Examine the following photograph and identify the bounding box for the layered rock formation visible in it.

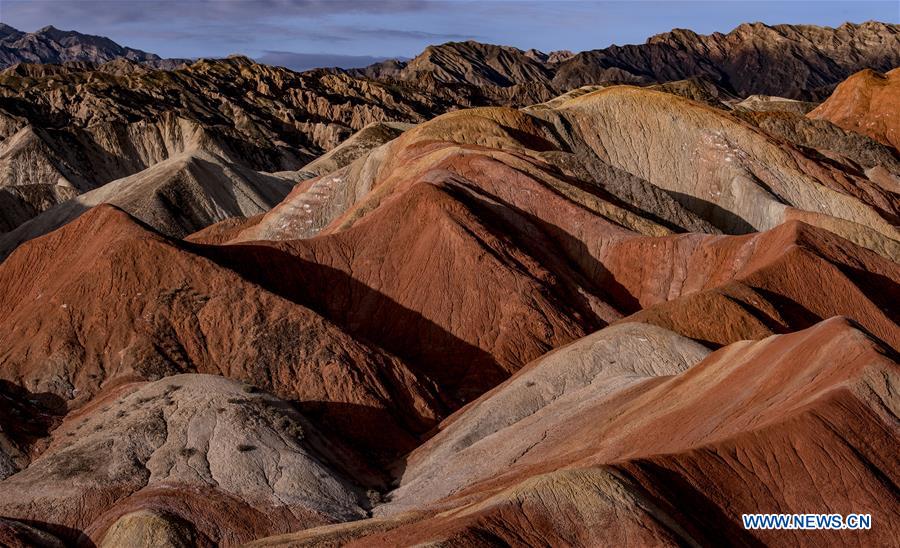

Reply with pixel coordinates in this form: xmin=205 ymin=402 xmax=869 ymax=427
xmin=734 ymin=109 xmax=900 ymax=176
xmin=0 ymin=150 xmax=293 ymax=260
xmin=0 ymin=205 xmax=444 ymax=466
xmin=251 ymin=318 xmax=899 ymax=547
xmin=229 ymin=89 xmax=898 ymax=257
xmin=3 ymin=22 xmax=896 ymax=238
xmin=0 ymin=57 xmax=460 ymax=231
xmin=734 ymin=94 xmax=818 ymax=114
xmin=0 ymin=118 xmax=415 ymax=258
xmin=0 ymin=21 xmax=897 ymax=548
xmin=0 ymin=374 xmax=373 ymax=545
xmin=359 ymin=40 xmax=556 ymax=87
xmin=296 ymin=121 xmax=412 ymax=179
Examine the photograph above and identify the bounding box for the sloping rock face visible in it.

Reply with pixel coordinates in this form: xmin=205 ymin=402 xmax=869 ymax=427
xmin=0 ymin=150 xmax=292 ymax=260
xmin=0 ymin=111 xmax=288 ymax=192
xmin=0 ymin=374 xmax=371 ymax=545
xmin=542 ymin=88 xmax=899 ymax=255
xmin=556 ymin=22 xmax=900 ymax=99
xmin=359 ymin=41 xmax=555 ymax=87
xmin=0 ymin=379 xmax=64 ymax=479
xmin=0 ymin=518 xmax=65 ymax=548
xmin=2 ymin=92 xmax=893 ymax=412
xmin=809 ymin=68 xmax=900 ymax=150
xmin=0 ymin=118 xmax=413 ymax=258
xmin=647 ymin=76 xmax=740 ymax=108
xmin=0 ymin=56 xmax=471 ymax=231
xmin=0 ymin=24 xmax=185 ymax=69
xmin=734 ymin=109 xmax=900 ymax=175
xmin=0 ymin=57 xmax=452 ymax=155
xmin=2 ymin=22 xmax=896 ymax=236
xmin=98 ymin=510 xmax=199 ymax=548
xmin=228 ymin=91 xmax=898 ymax=256
xmin=0 ymin=106 xmax=302 ymax=231
xmin=734 ymin=94 xmax=818 ymax=114
xmin=0 ymin=183 xmax=78 ymax=232
xmin=361 ymin=22 xmax=900 ymax=100
xmin=0 ymin=48 xmax=567 ymax=234
xmin=296 ymin=121 xmax=411 ymax=179
xmin=195 ymin=98 xmax=896 ymax=401
xmin=0 ymin=206 xmax=443 ymax=463
xmin=249 ymin=318 xmax=900 ymax=547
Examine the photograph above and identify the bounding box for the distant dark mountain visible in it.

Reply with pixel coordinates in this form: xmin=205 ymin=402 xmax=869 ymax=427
xmin=355 ymin=41 xmax=565 ymax=87
xmin=360 ymin=22 xmax=900 ymax=100
xmin=0 ymin=24 xmax=185 ymax=69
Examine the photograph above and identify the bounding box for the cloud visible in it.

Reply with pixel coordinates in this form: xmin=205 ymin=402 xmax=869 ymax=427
xmin=256 ymin=50 xmax=397 ymax=71
xmin=2 ymin=0 xmax=435 ymax=27
xmin=121 ymin=22 xmax=349 ymax=44
xmin=342 ymin=28 xmax=480 ymax=41
xmin=0 ymin=0 xmax=464 ymax=58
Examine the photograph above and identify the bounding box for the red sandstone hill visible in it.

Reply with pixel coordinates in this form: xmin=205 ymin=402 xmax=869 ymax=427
xmin=809 ymin=68 xmax=900 ymax=151
xmin=0 ymin=205 xmax=444 ymax=466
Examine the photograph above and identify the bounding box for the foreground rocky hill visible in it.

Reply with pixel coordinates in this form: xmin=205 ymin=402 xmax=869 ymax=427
xmin=252 ymin=317 xmax=898 ymax=547
xmin=0 ymin=60 xmax=897 ymax=545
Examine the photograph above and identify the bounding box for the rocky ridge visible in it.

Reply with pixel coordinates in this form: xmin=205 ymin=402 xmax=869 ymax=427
xmin=0 ymin=57 xmax=469 ymax=231
xmin=361 ymin=22 xmax=900 ymax=100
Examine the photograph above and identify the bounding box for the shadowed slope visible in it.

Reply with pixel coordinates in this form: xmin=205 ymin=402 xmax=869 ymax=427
xmin=206 ymin=102 xmax=900 ymax=355
xmin=203 ymin=168 xmax=899 ymax=414
xmin=0 ymin=205 xmax=443 ymax=462
xmin=1 ymin=69 xmax=898 ymax=546
xmin=0 ymin=111 xmax=295 ymax=231
xmin=734 ymin=109 xmax=900 ymax=177
xmin=227 ymin=94 xmax=899 ymax=262
xmin=359 ymin=23 xmax=900 ymax=100
xmin=249 ymin=318 xmax=900 ymax=547
xmin=0 ymin=24 xmax=183 ymax=69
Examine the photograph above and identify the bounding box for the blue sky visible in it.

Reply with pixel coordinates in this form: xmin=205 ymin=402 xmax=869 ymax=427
xmin=1 ymin=1 xmax=898 ymax=71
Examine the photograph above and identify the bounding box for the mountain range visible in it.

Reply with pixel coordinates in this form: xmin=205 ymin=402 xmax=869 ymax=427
xmin=358 ymin=21 xmax=900 ymax=99
xmin=0 ymin=19 xmax=898 ymax=547
xmin=1 ymin=21 xmax=898 ymax=239
xmin=0 ymin=23 xmax=186 ymax=69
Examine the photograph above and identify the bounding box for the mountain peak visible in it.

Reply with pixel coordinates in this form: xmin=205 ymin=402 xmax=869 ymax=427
xmin=34 ymin=24 xmax=72 ymax=39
